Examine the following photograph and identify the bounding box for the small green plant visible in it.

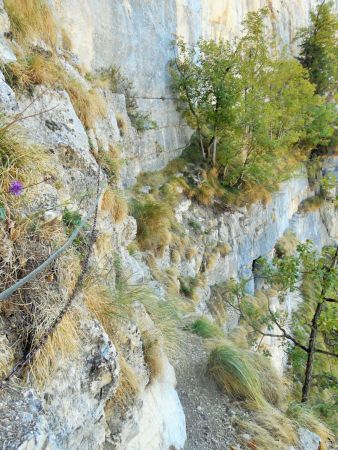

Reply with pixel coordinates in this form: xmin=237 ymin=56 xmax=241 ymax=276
xmin=191 ymin=317 xmax=222 ymax=339
xmin=62 ymin=208 xmax=82 ymax=229
xmin=188 ymin=219 xmax=202 ymax=232
xmin=320 ymin=173 xmax=336 ymax=198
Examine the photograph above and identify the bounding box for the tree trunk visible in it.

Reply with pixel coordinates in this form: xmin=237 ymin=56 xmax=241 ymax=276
xmin=302 ymin=246 xmax=338 ymax=402
xmin=212 ymin=137 xmax=217 ymax=166
xmin=301 ymin=301 xmax=323 ymax=402
xmin=198 ymin=130 xmax=206 ymax=160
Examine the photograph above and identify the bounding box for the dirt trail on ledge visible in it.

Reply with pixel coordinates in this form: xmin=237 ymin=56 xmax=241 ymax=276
xmin=174 ymin=334 xmax=239 ymax=450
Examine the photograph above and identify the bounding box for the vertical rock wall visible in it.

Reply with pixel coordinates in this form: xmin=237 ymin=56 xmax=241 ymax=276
xmin=48 ymin=0 xmax=323 ymax=181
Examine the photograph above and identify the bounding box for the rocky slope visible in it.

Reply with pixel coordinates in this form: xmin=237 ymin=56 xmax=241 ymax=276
xmin=0 ymin=1 xmax=336 ymax=450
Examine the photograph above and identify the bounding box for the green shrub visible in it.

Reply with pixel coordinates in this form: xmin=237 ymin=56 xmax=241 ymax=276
xmin=62 ymin=208 xmax=82 ymax=229
xmin=191 ymin=317 xmax=222 ymax=339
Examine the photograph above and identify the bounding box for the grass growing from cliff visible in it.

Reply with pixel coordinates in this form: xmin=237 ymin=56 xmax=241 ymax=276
xmin=191 ymin=317 xmax=222 ymax=339
xmin=4 ymin=0 xmax=57 ymax=46
xmin=2 ymin=53 xmax=107 ymax=129
xmin=101 ymin=187 xmax=128 ymax=224
xmin=275 ymin=231 xmax=298 ymax=257
xmin=0 ymin=116 xmax=47 ymax=217
xmin=131 ymin=197 xmax=174 ymax=256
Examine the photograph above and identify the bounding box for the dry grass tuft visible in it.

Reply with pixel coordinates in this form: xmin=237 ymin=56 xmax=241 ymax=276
xmin=4 ymin=0 xmax=57 ymax=46
xmin=2 ymin=54 xmax=107 ymax=129
xmin=61 ymin=29 xmax=72 ymax=51
xmin=287 ymin=403 xmax=335 ymax=450
xmin=101 ymin=188 xmax=128 ymax=224
xmin=300 ymin=195 xmax=325 ymax=212
xmin=0 ymin=118 xmax=47 ymax=211
xmin=208 ymin=343 xmax=265 ymax=407
xmin=28 ymin=309 xmax=82 ymax=387
xmin=113 ymin=356 xmax=139 ymax=408
xmin=131 ymin=197 xmax=174 ymax=256
xmin=142 ymin=330 xmax=165 ymax=380
xmin=206 ymin=252 xmax=218 ymax=271
xmin=235 ymin=414 xmax=295 ymax=450
xmin=66 ymin=83 xmax=107 ymax=129
xmin=217 ymin=243 xmax=232 ymax=257
xmin=116 ymin=114 xmax=128 ymax=136
xmin=97 ymin=145 xmax=121 ymax=185
xmin=275 ymin=231 xmax=298 ymax=257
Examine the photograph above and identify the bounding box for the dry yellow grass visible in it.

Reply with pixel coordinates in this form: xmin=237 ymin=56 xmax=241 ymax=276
xmin=206 ymin=253 xmax=218 ymax=271
xmin=217 ymin=243 xmax=232 ymax=257
xmin=28 ymin=309 xmax=82 ymax=387
xmin=4 ymin=0 xmax=57 ymax=46
xmin=101 ymin=188 xmax=128 ymax=224
xmin=275 ymin=231 xmax=298 ymax=257
xmin=116 ymin=114 xmax=128 ymax=136
xmin=97 ymin=144 xmax=121 ymax=185
xmin=65 ymin=81 xmax=107 ymax=129
xmin=287 ymin=403 xmax=335 ymax=450
xmin=2 ymin=54 xmax=107 ymax=129
xmin=132 ymin=197 xmax=173 ymax=256
xmin=112 ymin=356 xmax=139 ymax=408
xmin=300 ymin=195 xmax=325 ymax=212
xmin=142 ymin=330 xmax=165 ymax=380
xmin=186 ymin=246 xmax=198 ymax=261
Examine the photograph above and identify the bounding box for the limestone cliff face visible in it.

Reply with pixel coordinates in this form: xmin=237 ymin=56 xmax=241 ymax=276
xmin=48 ymin=0 xmax=321 ymax=184
xmin=0 ymin=1 xmax=336 ymax=450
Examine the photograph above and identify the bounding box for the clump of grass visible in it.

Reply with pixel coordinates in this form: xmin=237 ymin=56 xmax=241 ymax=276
xmin=186 ymin=246 xmax=198 ymax=260
xmin=179 ymin=275 xmax=198 ymax=299
xmin=217 ymin=243 xmax=232 ymax=257
xmin=97 ymin=145 xmax=121 ymax=185
xmin=300 ymin=195 xmax=325 ymax=212
xmin=2 ymin=54 xmax=107 ymax=129
xmin=116 ymin=114 xmax=128 ymax=136
xmin=101 ymin=188 xmax=128 ymax=224
xmin=112 ymin=356 xmax=139 ymax=408
xmin=0 ymin=117 xmax=47 ymax=209
xmin=275 ymin=231 xmax=298 ymax=257
xmin=4 ymin=0 xmax=57 ymax=46
xmin=251 ymin=353 xmax=285 ymax=407
xmin=64 ymin=79 xmax=106 ymax=129
xmin=235 ymin=411 xmax=297 ymax=450
xmin=131 ymin=197 xmax=174 ymax=256
xmin=207 ymin=343 xmax=265 ymax=407
xmin=287 ymin=402 xmax=334 ymax=450
xmin=127 ymin=241 xmax=139 ymax=255
xmin=61 ymin=29 xmax=72 ymax=52
xmin=206 ymin=252 xmax=218 ymax=271
xmin=28 ymin=309 xmax=82 ymax=387
xmin=191 ymin=317 xmax=223 ymax=339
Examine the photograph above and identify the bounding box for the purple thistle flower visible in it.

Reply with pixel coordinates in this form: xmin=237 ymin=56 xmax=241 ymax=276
xmin=9 ymin=180 xmax=24 ymax=196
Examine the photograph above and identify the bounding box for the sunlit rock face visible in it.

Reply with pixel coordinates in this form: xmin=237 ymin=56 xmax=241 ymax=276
xmin=48 ymin=0 xmax=320 ymax=181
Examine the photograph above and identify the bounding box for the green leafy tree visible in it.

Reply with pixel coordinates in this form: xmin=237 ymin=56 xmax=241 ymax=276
xmin=297 ymin=0 xmax=338 ymax=95
xmin=170 ymin=9 xmax=334 ymax=194
xmin=224 ymin=242 xmax=338 ymax=404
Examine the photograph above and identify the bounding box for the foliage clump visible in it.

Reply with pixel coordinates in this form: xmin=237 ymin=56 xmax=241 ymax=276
xmin=297 ymin=1 xmax=338 ymax=95
xmin=191 ymin=317 xmax=222 ymax=339
xmin=170 ymin=8 xmax=336 ymax=202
